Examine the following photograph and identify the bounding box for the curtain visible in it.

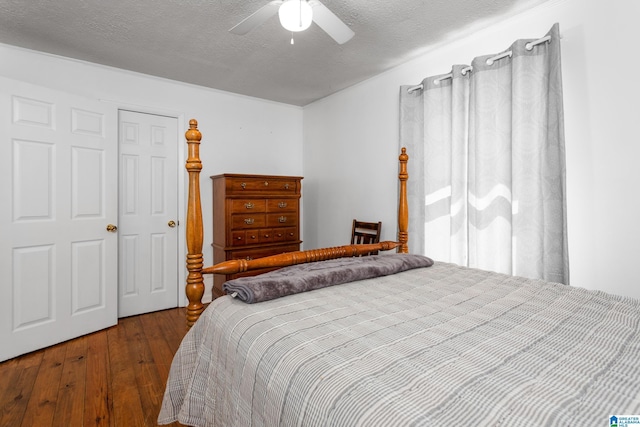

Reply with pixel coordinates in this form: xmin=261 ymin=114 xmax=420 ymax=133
xmin=399 ymin=24 xmax=569 ymax=284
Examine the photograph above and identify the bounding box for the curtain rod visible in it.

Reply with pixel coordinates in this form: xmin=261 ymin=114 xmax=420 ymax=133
xmin=486 ymin=51 xmax=512 ymax=66
xmin=407 ymin=65 xmax=472 ymax=93
xmin=526 ymin=35 xmax=551 ymax=51
xmin=406 ymin=34 xmax=553 ymax=94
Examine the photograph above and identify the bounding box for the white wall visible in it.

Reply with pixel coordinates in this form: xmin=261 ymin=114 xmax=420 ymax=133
xmin=303 ymin=0 xmax=640 ymax=299
xmin=0 ymin=43 xmax=304 ymax=303
xmin=4 ymin=0 xmax=638 ymax=301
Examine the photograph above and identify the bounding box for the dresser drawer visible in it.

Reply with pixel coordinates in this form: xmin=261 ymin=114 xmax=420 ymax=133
xmin=231 ymin=228 xmax=280 ymax=246
xmin=230 ymin=227 xmax=297 ymax=246
xmin=232 ymin=230 xmax=260 ymax=246
xmin=230 ymin=199 xmax=266 ymax=213
xmin=227 ymin=177 xmax=299 ymax=194
xmin=247 ymin=228 xmax=277 ymax=245
xmin=227 ymin=243 xmax=301 ymax=261
xmin=267 ymin=199 xmax=297 ymax=212
xmin=231 ymin=214 xmax=266 ymax=229
xmin=283 ymin=227 xmax=298 ymax=241
xmin=266 ymin=213 xmax=297 ymax=227
xmin=272 ymin=227 xmax=297 ymax=242
xmin=258 ymin=228 xmax=276 ymax=244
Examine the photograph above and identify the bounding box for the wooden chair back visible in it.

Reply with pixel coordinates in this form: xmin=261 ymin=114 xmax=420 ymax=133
xmin=351 ymin=220 xmax=382 ymax=255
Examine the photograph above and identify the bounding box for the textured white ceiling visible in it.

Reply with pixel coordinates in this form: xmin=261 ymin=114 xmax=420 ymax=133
xmin=0 ymin=0 xmax=550 ymax=106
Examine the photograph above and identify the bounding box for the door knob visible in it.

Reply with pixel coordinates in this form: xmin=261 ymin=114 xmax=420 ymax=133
xmin=168 ymin=220 xmax=176 ymax=228
xmin=106 ymin=224 xmax=118 ymax=232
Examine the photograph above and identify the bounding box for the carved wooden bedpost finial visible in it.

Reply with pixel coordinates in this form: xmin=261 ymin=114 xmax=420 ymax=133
xmin=398 ymin=147 xmax=409 ymax=253
xmin=185 ymin=119 xmax=204 ymax=328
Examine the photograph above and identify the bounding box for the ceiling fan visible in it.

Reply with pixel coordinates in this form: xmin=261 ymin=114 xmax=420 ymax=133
xmin=229 ymin=0 xmax=355 ymax=45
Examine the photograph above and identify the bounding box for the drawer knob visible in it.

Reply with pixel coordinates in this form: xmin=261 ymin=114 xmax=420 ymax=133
xmin=244 ymin=218 xmax=255 ymax=225
xmin=241 ymin=182 xmax=246 ymax=189
xmin=278 ymin=202 xmax=287 ymax=208
xmin=278 ymin=216 xmax=287 ymax=223
xmin=236 ymin=236 xmax=242 ymax=240
xmin=244 ymin=202 xmax=254 ymax=209
xmin=284 ymin=183 xmax=290 ymax=190
xmin=264 ymin=234 xmax=270 ymax=238
xmin=250 ymin=235 xmax=257 ymax=239
xmin=264 ymin=181 xmax=269 ymax=186
xmin=246 ymin=256 xmax=253 ymax=261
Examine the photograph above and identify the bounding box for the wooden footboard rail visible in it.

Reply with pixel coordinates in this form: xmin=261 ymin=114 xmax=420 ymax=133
xmin=183 ymin=119 xmax=409 ymax=327
xmin=202 ymin=241 xmax=401 ymax=276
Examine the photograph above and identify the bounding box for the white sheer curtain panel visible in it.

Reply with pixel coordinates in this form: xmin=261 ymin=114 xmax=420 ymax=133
xmin=400 ymin=24 xmax=569 ymax=284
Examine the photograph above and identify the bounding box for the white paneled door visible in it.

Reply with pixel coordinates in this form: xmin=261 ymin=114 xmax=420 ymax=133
xmin=0 ymin=77 xmax=118 ymax=362
xmin=118 ymin=110 xmax=179 ymax=317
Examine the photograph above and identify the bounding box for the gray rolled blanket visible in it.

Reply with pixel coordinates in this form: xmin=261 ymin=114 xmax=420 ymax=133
xmin=222 ymin=253 xmax=434 ymax=303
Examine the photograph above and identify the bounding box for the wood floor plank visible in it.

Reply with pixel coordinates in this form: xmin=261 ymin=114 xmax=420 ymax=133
xmin=83 ymin=329 xmax=113 ymax=427
xmin=0 ymin=357 xmax=20 ymax=413
xmin=141 ymin=309 xmax=190 ymax=427
xmin=51 ymin=335 xmax=88 ymax=426
xmin=139 ymin=311 xmax=178 ymax=387
xmin=123 ymin=315 xmax=166 ymax=426
xmin=0 ymin=350 xmax=44 ymax=426
xmin=141 ymin=309 xmax=189 ymax=427
xmin=0 ymin=357 xmax=18 ymax=380
xmin=107 ymin=317 xmax=146 ymax=427
xmin=20 ymin=343 xmax=67 ymax=427
xmin=158 ymin=307 xmax=190 ymax=353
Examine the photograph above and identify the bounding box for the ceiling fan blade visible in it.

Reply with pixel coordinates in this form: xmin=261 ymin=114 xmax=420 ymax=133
xmin=229 ymin=1 xmax=283 ymax=35
xmin=309 ymin=0 xmax=354 ymax=44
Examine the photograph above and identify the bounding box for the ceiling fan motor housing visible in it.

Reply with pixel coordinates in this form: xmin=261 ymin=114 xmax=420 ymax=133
xmin=279 ymin=0 xmax=313 ymax=32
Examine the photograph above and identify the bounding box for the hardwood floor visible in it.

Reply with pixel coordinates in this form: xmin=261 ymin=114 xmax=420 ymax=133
xmin=0 ymin=308 xmax=189 ymax=427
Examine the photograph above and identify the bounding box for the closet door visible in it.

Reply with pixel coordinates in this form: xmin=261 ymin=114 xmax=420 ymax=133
xmin=0 ymin=77 xmax=118 ymax=362
xmin=118 ymin=110 xmax=179 ymax=317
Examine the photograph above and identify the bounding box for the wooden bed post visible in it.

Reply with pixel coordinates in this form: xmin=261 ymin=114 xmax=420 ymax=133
xmin=397 ymin=147 xmax=409 ymax=253
xmin=185 ymin=119 xmax=204 ymax=328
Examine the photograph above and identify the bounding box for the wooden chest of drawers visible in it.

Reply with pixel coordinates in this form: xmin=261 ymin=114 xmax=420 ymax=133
xmin=211 ymin=174 xmax=302 ymax=298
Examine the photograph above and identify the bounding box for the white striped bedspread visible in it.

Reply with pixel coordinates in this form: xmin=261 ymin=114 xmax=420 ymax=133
xmin=159 ymin=262 xmax=640 ymax=427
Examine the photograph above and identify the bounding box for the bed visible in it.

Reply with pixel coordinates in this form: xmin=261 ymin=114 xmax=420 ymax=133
xmin=159 ymin=120 xmax=640 ymax=426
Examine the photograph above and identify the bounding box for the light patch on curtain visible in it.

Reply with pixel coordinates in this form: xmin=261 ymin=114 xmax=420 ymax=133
xmin=424 ymin=186 xmax=451 ymax=207
xmin=468 ymin=183 xmax=512 ymax=212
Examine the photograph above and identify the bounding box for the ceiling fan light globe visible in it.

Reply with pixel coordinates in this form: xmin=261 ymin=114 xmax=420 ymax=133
xmin=278 ymin=0 xmax=313 ymax=32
